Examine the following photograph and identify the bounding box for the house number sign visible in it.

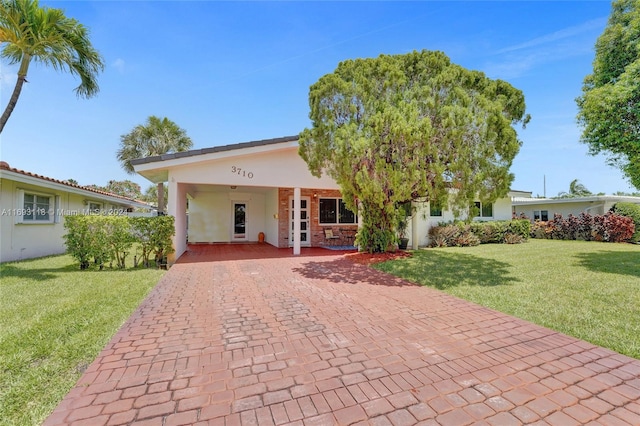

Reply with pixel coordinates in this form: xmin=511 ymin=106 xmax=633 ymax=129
xmin=231 ymin=166 xmax=254 ymax=179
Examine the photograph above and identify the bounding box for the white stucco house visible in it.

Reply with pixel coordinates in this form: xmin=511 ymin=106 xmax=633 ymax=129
xmin=512 ymin=192 xmax=640 ymax=221
xmin=0 ymin=162 xmax=154 ymax=262
xmin=131 ymin=136 xmax=516 ymax=263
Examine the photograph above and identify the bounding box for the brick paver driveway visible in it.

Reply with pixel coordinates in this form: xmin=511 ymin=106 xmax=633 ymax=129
xmin=45 ymin=244 xmax=640 ymax=425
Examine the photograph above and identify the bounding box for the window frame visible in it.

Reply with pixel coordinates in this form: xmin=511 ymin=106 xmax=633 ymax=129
xmin=16 ymin=189 xmax=58 ymax=224
xmin=87 ymin=201 xmax=103 ymax=214
xmin=318 ymin=197 xmax=358 ymax=225
xmin=474 ymin=201 xmax=494 ymax=218
xmin=429 ymin=202 xmax=443 ymax=217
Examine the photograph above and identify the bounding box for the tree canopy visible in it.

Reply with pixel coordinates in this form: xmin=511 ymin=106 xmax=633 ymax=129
xmin=555 ymin=179 xmax=593 ymax=198
xmin=117 ymin=116 xmax=193 ymax=213
xmin=577 ymin=0 xmax=640 ymax=190
xmin=0 ymin=0 xmax=104 ymax=133
xmin=299 ymin=50 xmax=529 ymax=252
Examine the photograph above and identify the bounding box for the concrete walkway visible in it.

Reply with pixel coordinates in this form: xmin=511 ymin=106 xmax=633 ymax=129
xmin=45 ymin=245 xmax=640 ymax=425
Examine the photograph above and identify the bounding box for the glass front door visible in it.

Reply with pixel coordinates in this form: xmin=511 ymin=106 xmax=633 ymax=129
xmin=289 ymin=196 xmax=310 ymax=247
xmin=232 ymin=202 xmax=247 ymax=241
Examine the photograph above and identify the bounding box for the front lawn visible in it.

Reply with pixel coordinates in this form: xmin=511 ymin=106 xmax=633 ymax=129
xmin=375 ymin=239 xmax=640 ymax=359
xmin=0 ymin=255 xmax=164 ymax=426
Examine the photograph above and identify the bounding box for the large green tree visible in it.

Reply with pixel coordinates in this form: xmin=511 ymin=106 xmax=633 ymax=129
xmin=0 ymin=0 xmax=104 ymax=133
xmin=117 ymin=116 xmax=192 ymax=214
xmin=86 ymin=180 xmax=144 ymax=200
xmin=577 ymin=0 xmax=640 ymax=189
xmin=299 ymin=50 xmax=529 ymax=252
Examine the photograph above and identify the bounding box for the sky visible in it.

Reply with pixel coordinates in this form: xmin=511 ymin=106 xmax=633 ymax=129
xmin=1 ymin=0 xmax=637 ymax=198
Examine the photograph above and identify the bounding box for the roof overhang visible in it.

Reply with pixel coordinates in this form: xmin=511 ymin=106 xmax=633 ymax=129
xmin=131 ymin=136 xmax=299 ymax=184
xmin=1 ymin=168 xmax=152 ymax=210
xmin=512 ymin=196 xmax=640 ymax=206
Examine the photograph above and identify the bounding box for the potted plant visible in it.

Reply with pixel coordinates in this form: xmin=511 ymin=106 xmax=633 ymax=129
xmin=396 ymin=202 xmax=412 ymax=250
xmin=397 ymin=216 xmax=409 ymax=249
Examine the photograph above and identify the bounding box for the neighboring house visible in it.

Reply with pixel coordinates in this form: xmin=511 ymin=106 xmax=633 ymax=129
xmin=512 ymin=193 xmax=640 ymax=221
xmin=0 ymin=162 xmax=154 ymax=262
xmin=131 ymin=136 xmax=515 ymax=262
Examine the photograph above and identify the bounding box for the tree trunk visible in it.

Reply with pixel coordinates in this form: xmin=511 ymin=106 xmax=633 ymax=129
xmin=157 ymin=182 xmax=165 ymax=214
xmin=0 ymin=56 xmax=31 ymax=134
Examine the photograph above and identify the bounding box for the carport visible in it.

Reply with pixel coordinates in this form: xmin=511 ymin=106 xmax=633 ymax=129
xmin=132 ymin=136 xmax=353 ymax=263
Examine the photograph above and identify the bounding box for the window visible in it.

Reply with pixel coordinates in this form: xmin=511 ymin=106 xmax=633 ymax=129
xmin=429 ymin=202 xmax=443 ymax=217
xmin=319 ymin=198 xmax=357 ymax=224
xmin=474 ymin=201 xmax=493 ymax=218
xmin=533 ymin=210 xmax=549 ymax=221
xmin=21 ymin=192 xmax=53 ymax=222
xmin=88 ymin=202 xmax=102 ymax=213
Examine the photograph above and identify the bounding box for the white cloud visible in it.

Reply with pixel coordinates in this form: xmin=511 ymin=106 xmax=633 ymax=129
xmin=496 ymin=17 xmax=607 ymax=55
xmin=112 ymin=58 xmax=126 ymax=74
xmin=483 ymin=17 xmax=606 ymax=79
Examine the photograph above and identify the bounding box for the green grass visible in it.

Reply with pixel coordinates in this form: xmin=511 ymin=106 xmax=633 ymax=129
xmin=0 ymin=254 xmax=164 ymax=426
xmin=375 ymin=239 xmax=640 ymax=359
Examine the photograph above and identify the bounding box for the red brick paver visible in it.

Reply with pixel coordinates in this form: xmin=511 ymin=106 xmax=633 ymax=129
xmin=45 ymin=244 xmax=640 ymax=425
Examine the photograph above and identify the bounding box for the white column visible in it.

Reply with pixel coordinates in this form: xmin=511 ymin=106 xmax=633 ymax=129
xmin=411 ymin=200 xmax=420 ymax=250
xmin=167 ymin=178 xmax=187 ymax=264
xmin=293 ymin=187 xmax=301 ymax=255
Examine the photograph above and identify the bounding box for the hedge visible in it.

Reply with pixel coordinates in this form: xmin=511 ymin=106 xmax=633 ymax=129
xmin=428 ymin=219 xmax=530 ymax=247
xmin=530 ymin=212 xmax=634 ymax=243
xmin=611 ymin=202 xmax=640 ymax=242
xmin=63 ymin=215 xmax=175 ymax=270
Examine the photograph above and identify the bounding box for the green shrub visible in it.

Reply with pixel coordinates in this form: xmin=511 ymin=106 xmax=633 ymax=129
xmin=429 ymin=219 xmax=529 ymax=247
xmin=64 ymin=215 xmax=175 ymax=270
xmin=611 ymin=202 xmax=640 ymax=242
xmin=505 ymin=219 xmax=530 ymax=240
xmin=63 ymin=216 xmax=93 ymax=269
xmin=104 ymin=216 xmax=134 ymax=268
xmin=530 ymin=212 xmax=635 ymax=243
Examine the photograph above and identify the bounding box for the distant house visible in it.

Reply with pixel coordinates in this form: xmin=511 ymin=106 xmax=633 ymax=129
xmin=0 ymin=162 xmax=153 ymax=262
xmin=511 ymin=192 xmax=640 ymax=221
xmin=132 ymin=136 xmax=516 ymax=262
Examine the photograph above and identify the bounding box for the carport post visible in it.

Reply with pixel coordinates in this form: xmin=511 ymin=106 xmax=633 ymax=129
xmin=293 ymin=187 xmax=301 ymax=255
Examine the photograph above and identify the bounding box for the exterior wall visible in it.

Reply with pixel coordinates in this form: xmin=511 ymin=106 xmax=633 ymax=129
xmin=514 ymin=201 xmax=610 ymax=220
xmin=417 ymin=197 xmax=514 ymax=247
xmin=277 ymin=188 xmax=358 ymax=248
xmin=0 ymin=178 xmax=133 ymax=262
xmin=492 ymin=197 xmax=514 ymax=221
xmin=166 ymin=148 xmax=338 ymax=190
xmin=188 ymin=190 xmax=266 ymax=243
xmin=264 ymin=189 xmax=279 ymax=246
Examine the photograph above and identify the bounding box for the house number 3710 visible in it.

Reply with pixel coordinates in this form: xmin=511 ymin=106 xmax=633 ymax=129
xmin=231 ymin=166 xmax=254 ymax=179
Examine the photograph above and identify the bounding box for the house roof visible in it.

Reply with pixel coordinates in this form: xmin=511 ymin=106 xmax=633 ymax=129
xmin=0 ymin=161 xmax=153 ymax=209
xmin=130 ymin=135 xmax=299 ymax=166
xmin=512 ymin=195 xmax=640 ymax=205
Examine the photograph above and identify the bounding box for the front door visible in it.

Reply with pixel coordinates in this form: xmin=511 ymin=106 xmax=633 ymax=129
xmin=232 ymin=201 xmax=247 ymax=241
xmin=289 ymin=196 xmax=311 ymax=247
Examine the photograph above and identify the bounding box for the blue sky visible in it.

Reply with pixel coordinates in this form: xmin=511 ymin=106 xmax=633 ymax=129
xmin=1 ymin=0 xmax=636 ymax=197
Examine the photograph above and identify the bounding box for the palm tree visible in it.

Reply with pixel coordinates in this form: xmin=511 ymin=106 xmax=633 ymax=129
xmin=0 ymin=0 xmax=104 ymax=133
xmin=557 ymin=179 xmax=593 ymax=198
xmin=117 ymin=116 xmax=193 ymax=214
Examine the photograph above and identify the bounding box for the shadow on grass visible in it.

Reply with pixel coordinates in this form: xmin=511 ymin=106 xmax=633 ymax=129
xmin=575 ymin=250 xmax=640 ymax=278
xmin=0 ymin=258 xmax=157 ymax=282
xmin=375 ymin=249 xmax=517 ymax=290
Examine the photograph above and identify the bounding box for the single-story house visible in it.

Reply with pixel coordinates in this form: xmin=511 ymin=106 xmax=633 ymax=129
xmin=0 ymin=162 xmax=154 ymax=262
xmin=132 ymin=136 xmax=516 ymax=263
xmin=512 ymin=192 xmax=640 ymax=221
